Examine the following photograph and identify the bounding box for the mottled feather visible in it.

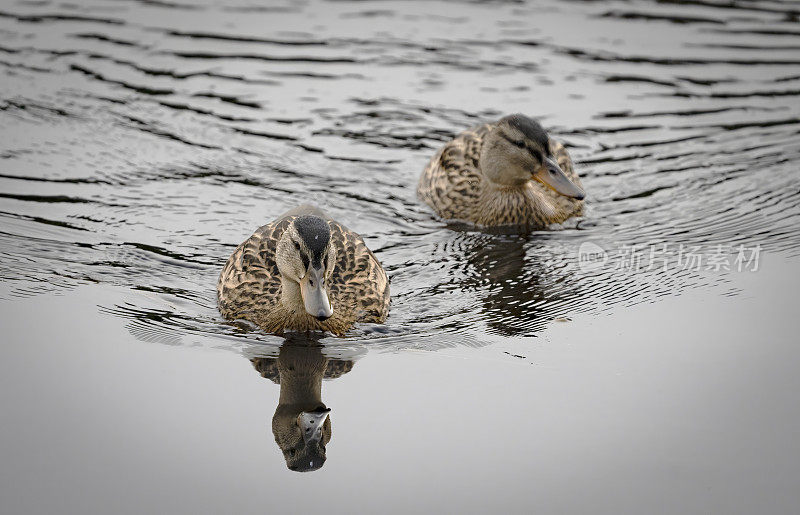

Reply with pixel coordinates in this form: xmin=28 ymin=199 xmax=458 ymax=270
xmin=217 ymin=208 xmax=389 ymax=336
xmin=417 ymin=121 xmax=584 ymax=229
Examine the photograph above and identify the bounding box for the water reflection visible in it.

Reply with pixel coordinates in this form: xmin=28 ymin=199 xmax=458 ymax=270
xmin=251 ymin=337 xmax=354 ymax=472
xmin=435 ymin=229 xmax=581 ymax=338
xmin=461 ymin=234 xmax=553 ymax=337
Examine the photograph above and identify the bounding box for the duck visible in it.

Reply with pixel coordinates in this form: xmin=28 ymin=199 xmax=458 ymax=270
xmin=217 ymin=205 xmax=389 ymax=336
xmin=417 ymin=113 xmax=586 ymax=229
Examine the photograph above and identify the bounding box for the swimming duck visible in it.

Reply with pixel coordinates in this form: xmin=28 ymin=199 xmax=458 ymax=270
xmin=217 ymin=205 xmax=389 ymax=336
xmin=417 ymin=114 xmax=585 ymax=229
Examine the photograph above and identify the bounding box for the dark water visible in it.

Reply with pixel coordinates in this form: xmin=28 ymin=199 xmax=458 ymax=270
xmin=1 ymin=0 xmax=799 ymax=512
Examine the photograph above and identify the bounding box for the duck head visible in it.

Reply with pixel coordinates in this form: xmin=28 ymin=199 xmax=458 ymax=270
xmin=273 ymin=404 xmax=332 ymax=472
xmin=479 ymin=114 xmax=585 ymax=200
xmin=276 ymin=215 xmax=337 ymax=320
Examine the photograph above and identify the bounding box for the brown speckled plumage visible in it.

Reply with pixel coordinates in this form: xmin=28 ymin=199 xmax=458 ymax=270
xmin=217 ymin=207 xmax=389 ymax=336
xmin=418 ymin=121 xmax=584 ymax=229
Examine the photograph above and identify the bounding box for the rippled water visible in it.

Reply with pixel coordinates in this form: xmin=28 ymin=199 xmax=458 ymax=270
xmin=1 ymin=0 xmax=799 ymax=350
xmin=2 ymin=0 xmax=800 ymax=510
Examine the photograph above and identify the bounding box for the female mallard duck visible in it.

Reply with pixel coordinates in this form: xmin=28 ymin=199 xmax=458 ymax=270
xmin=418 ymin=113 xmax=586 ymax=229
xmin=217 ymin=205 xmax=389 ymax=336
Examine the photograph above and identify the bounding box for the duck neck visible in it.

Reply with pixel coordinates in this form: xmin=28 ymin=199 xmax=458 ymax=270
xmin=277 ymin=349 xmax=327 ymax=407
xmin=477 ymin=180 xmax=556 ymax=226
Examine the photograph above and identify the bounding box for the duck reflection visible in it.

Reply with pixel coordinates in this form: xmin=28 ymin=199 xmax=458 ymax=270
xmin=450 ymin=229 xmax=571 ymax=337
xmin=251 ymin=338 xmax=354 ymax=472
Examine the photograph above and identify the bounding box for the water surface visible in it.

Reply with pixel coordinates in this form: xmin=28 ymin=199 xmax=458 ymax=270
xmin=0 ymin=0 xmax=799 ymax=512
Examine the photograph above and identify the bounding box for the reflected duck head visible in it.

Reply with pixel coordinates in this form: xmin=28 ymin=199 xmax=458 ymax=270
xmin=273 ymin=404 xmax=332 ymax=472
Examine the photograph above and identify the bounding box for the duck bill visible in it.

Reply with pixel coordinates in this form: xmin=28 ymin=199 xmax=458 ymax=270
xmin=299 ymin=408 xmax=331 ymax=444
xmin=533 ymin=158 xmax=585 ymax=200
xmin=300 ymin=267 xmax=333 ymax=320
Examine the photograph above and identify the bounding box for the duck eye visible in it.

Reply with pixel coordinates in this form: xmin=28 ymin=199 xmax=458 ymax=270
xmin=293 ymin=241 xmax=301 ymax=251
xmin=512 ymin=139 xmax=525 ymax=149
